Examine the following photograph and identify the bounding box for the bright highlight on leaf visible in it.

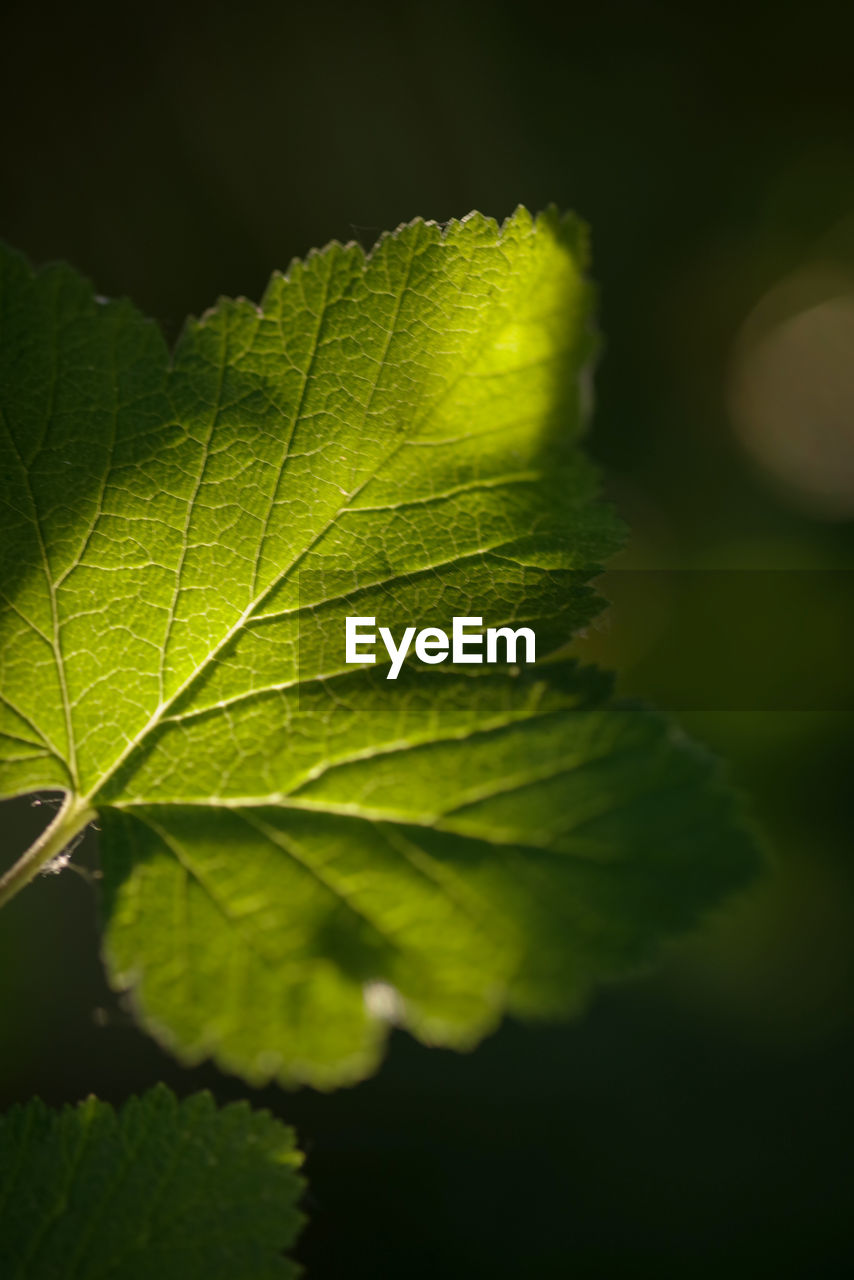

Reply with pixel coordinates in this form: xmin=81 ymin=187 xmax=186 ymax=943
xmin=0 ymin=209 xmax=758 ymax=1088
xmin=0 ymin=1085 xmax=304 ymax=1279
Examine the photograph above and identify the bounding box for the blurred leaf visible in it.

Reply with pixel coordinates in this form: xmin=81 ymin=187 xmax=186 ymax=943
xmin=0 ymin=210 xmax=758 ymax=1087
xmin=0 ymin=1085 xmax=304 ymax=1279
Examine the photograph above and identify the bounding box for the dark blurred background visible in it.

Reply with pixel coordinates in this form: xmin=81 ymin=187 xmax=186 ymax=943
xmin=2 ymin=1 xmax=854 ymax=1275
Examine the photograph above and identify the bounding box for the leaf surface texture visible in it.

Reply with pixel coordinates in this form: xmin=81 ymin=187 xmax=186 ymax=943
xmin=0 ymin=1086 xmax=303 ymax=1278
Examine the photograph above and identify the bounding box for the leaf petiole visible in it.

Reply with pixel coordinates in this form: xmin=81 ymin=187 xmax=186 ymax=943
xmin=0 ymin=793 xmax=96 ymax=910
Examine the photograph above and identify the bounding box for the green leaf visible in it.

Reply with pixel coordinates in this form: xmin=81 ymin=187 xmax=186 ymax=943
xmin=0 ymin=209 xmax=759 ymax=1087
xmin=0 ymin=1085 xmax=304 ymax=1279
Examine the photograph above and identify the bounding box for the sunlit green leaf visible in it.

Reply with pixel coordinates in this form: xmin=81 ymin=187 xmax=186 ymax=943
xmin=0 ymin=210 xmax=758 ymax=1087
